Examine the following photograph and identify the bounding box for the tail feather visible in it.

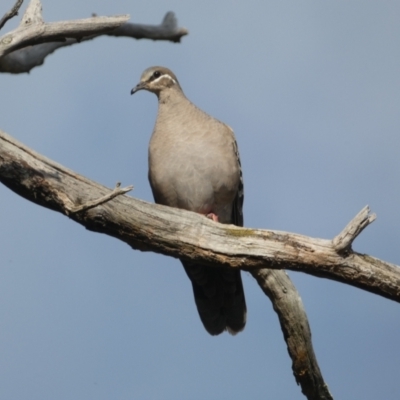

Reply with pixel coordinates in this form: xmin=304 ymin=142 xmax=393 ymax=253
xmin=182 ymin=261 xmax=246 ymax=335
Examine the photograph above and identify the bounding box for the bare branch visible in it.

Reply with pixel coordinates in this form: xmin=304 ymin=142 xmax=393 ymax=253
xmin=109 ymin=12 xmax=188 ymax=42
xmin=0 ymin=1 xmax=187 ymax=74
xmin=332 ymin=205 xmax=377 ymax=252
xmin=0 ymin=0 xmax=24 ymax=31
xmin=0 ymin=129 xmax=334 ymax=400
xmin=0 ymin=0 xmax=129 ymax=59
xmin=1 ymin=129 xmax=400 ymax=305
xmin=0 ymin=15 xmax=130 ymax=57
xmin=252 ymin=269 xmax=333 ymax=400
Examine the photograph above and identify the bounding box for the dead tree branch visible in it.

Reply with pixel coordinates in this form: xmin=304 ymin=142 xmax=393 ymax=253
xmin=0 ymin=0 xmax=188 ymax=74
xmin=1 ymin=126 xmax=399 ymax=399
xmin=0 ymin=0 xmax=129 ymax=58
xmin=252 ymin=269 xmax=333 ymax=399
xmin=0 ymin=0 xmax=24 ymax=31
xmin=0 ymin=129 xmax=337 ymax=399
xmin=108 ymin=11 xmax=188 ymax=42
xmin=2 ymin=129 xmax=398 ymax=302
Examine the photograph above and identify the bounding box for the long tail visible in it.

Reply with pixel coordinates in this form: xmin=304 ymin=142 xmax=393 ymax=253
xmin=182 ymin=261 xmax=246 ymax=335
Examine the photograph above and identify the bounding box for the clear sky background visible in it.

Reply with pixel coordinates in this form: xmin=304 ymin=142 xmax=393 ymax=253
xmin=1 ymin=1 xmax=400 ymax=399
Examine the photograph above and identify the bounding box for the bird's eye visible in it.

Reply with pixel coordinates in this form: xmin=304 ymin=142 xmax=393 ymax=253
xmin=153 ymin=71 xmax=161 ymax=79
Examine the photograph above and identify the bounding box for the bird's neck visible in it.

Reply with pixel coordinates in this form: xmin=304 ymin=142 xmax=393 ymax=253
xmin=155 ymin=89 xmax=196 ymax=133
xmin=157 ymin=86 xmax=187 ymax=106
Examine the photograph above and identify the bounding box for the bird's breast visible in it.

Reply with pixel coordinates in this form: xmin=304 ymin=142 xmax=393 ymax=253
xmin=148 ymin=127 xmax=239 ymax=221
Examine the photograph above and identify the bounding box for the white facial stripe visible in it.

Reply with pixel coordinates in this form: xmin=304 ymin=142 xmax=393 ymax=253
xmin=152 ymin=74 xmax=177 ymax=85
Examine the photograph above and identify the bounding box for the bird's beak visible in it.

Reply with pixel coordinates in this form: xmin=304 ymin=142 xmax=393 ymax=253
xmin=130 ymin=82 xmax=147 ymax=95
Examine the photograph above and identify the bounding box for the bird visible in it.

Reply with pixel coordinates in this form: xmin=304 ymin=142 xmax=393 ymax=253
xmin=131 ymin=66 xmax=246 ymax=335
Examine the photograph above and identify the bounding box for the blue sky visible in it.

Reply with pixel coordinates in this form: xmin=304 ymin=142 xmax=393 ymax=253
xmin=1 ymin=1 xmax=400 ymax=399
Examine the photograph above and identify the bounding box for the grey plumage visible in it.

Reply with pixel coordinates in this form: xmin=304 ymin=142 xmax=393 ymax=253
xmin=131 ymin=66 xmax=246 ymax=335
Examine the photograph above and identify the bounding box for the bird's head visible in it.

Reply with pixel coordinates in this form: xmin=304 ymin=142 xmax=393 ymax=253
xmin=131 ymin=66 xmax=180 ymax=95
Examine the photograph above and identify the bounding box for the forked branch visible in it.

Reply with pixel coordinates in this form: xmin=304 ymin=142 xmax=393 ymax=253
xmin=2 ymin=128 xmax=397 ymax=302
xmin=0 ymin=0 xmax=129 ymax=58
xmin=0 ymin=128 xmax=339 ymax=399
xmin=332 ymin=206 xmax=376 ymax=252
xmin=0 ymin=0 xmax=188 ymax=74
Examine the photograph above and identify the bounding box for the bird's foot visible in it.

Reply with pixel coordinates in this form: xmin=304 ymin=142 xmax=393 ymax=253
xmin=206 ymin=212 xmax=219 ymax=222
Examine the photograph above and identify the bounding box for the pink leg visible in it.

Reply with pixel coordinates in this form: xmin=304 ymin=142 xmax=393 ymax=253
xmin=206 ymin=212 xmax=219 ymax=222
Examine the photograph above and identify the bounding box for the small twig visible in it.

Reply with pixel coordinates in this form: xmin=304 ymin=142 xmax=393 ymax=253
xmin=0 ymin=0 xmax=24 ymax=31
xmin=66 ymin=182 xmax=133 ymax=214
xmin=21 ymin=0 xmax=42 ymax=25
xmin=332 ymin=205 xmax=377 ymax=252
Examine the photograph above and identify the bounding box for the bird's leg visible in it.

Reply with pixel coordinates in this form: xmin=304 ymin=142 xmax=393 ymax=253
xmin=206 ymin=212 xmax=219 ymax=222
